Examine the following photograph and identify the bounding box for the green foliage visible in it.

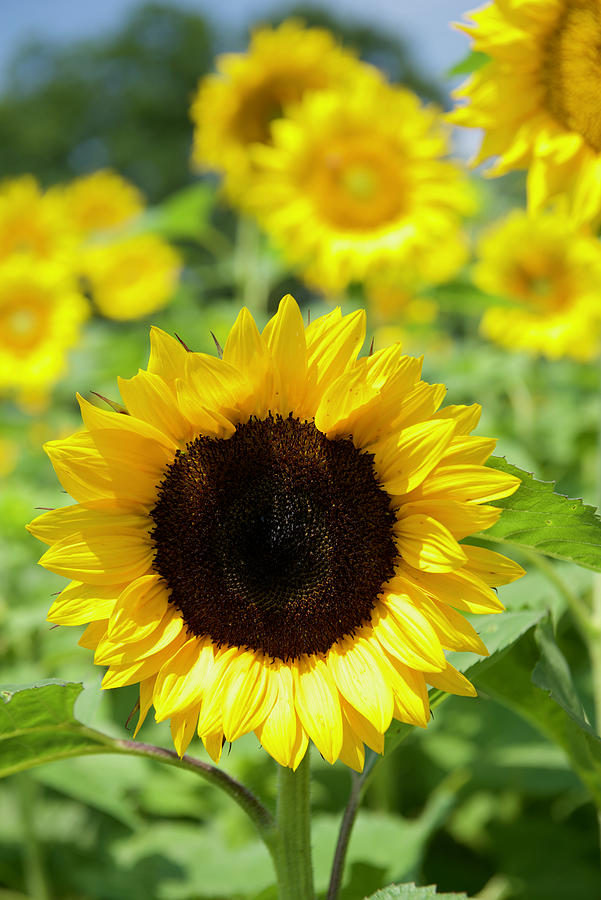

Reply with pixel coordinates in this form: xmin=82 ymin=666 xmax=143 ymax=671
xmin=447 ymin=51 xmax=489 ymax=77
xmin=477 ymin=620 xmax=601 ymax=806
xmin=0 ymin=683 xmax=115 ymax=777
xmin=366 ymin=885 xmax=469 ymax=899
xmin=481 ymin=457 xmax=601 ymax=571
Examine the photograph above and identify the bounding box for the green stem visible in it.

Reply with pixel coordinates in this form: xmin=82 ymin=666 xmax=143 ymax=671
xmin=327 ymin=771 xmax=361 ymax=900
xmin=16 ymin=774 xmax=51 ymax=900
xmin=271 ymin=749 xmax=314 ymax=900
xmin=234 ymin=216 xmax=270 ymax=318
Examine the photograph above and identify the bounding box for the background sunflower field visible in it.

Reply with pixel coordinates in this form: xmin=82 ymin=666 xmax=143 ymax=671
xmin=2 ymin=2 xmax=601 ymax=899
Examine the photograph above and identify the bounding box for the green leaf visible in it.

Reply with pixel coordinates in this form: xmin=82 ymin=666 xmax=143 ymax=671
xmin=478 ymin=456 xmax=601 ymax=571
xmin=0 ymin=682 xmax=116 ymax=777
xmin=365 ymin=883 xmax=470 ymax=899
xmin=383 ymin=609 xmax=544 ymax=760
xmin=447 ymin=50 xmax=489 ymax=77
xmin=476 ymin=620 xmax=601 ymax=806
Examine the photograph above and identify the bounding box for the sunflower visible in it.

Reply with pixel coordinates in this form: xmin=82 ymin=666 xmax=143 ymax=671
xmin=474 ymin=209 xmax=601 ymax=360
xmin=245 ymin=80 xmax=473 ymax=294
xmin=451 ymin=0 xmax=601 ymax=223
xmin=63 ymin=170 xmax=145 ymax=235
xmin=80 ymin=234 xmax=181 ymax=321
xmin=0 ymin=176 xmax=75 ymax=262
xmin=0 ymin=255 xmax=89 ymax=398
xmin=190 ymin=19 xmax=374 ymax=199
xmin=29 ymin=295 xmax=523 ymax=771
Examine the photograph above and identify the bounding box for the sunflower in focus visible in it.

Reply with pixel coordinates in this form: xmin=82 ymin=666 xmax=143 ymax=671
xmin=0 ymin=256 xmax=89 ymax=399
xmin=474 ymin=209 xmax=601 ymax=360
xmin=81 ymin=234 xmax=181 ymax=320
xmin=451 ymin=0 xmax=601 ymax=223
xmin=29 ymin=295 xmax=523 ymax=771
xmin=246 ymin=80 xmax=473 ymax=294
xmin=190 ymin=19 xmax=374 ymax=198
xmin=63 ymin=170 xmax=145 ymax=235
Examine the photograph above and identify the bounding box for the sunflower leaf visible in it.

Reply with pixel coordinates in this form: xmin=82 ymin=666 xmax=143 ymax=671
xmin=476 ymin=619 xmax=601 ymax=806
xmin=446 ymin=50 xmax=489 ymax=77
xmin=476 ymin=456 xmax=601 ymax=571
xmin=364 ymin=883 xmax=470 ymax=899
xmin=0 ymin=682 xmax=116 ymax=777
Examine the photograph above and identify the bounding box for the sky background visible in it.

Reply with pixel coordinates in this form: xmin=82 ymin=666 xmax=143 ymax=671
xmin=1 ymin=0 xmax=473 ymax=84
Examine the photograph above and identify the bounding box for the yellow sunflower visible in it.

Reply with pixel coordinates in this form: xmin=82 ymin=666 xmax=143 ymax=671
xmin=29 ymin=295 xmax=523 ymax=771
xmin=451 ymin=0 xmax=601 ymax=223
xmin=474 ymin=209 xmax=601 ymax=360
xmin=0 ymin=176 xmax=75 ymax=262
xmin=190 ymin=19 xmax=374 ymax=199
xmin=245 ymin=80 xmax=473 ymax=294
xmin=62 ymin=170 xmax=145 ymax=235
xmin=0 ymin=255 xmax=89 ymax=398
xmin=80 ymin=234 xmax=181 ymax=321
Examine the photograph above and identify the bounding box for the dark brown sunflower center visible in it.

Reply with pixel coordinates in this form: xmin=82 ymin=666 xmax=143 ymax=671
xmin=150 ymin=414 xmax=397 ymax=661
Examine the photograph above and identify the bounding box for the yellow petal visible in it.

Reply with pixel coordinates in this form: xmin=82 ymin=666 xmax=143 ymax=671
xmin=38 ymin=530 xmax=153 ymax=585
xmin=371 ymin=601 xmax=445 ymax=672
xmin=398 ymin=500 xmax=501 ymax=540
xmin=196 ymin=646 xmax=241 ymax=736
xmin=302 ymin=308 xmax=366 ymax=415
xmin=341 ymin=698 xmax=385 ymax=754
xmin=118 ymin=370 xmax=192 ymax=443
xmin=388 ymin=661 xmax=430 ymax=728
xmin=48 ymin=580 xmax=123 ymax=625
xmin=411 ymin=464 xmax=521 ymax=503
xmin=314 ymin=367 xmax=378 ymax=437
xmin=400 ymin=566 xmax=504 ymax=614
xmin=154 ymin=635 xmax=215 ymax=721
xmin=262 ymin=294 xmax=307 ymax=414
xmin=134 ymin=675 xmax=157 ymax=738
xmin=375 ymin=419 xmax=455 ymax=495
xmin=28 ymin=500 xmax=148 ymax=546
xmin=254 ymin=665 xmax=301 ymax=768
xmin=78 ymin=393 xmax=176 ymax=453
xmin=202 ymin=730 xmax=225 ymax=764
xmin=107 ymin=574 xmax=170 ymax=643
xmin=293 ymin=656 xmax=343 ymax=764
xmin=102 ymin=633 xmax=186 ymax=689
xmin=147 ymin=326 xmax=189 ymax=383
xmin=442 ymin=435 xmax=497 ymax=466
xmin=425 ymin=663 xmax=477 ymax=698
xmin=462 ymin=544 xmax=526 ymax=586
xmin=95 ymin=606 xmax=183 ymax=665
xmin=221 ymin=653 xmax=277 ymax=742
xmin=394 ymin=514 xmax=468 ymax=573
xmin=44 ymin=431 xmax=113 ymax=503
xmin=382 ymin=590 xmax=447 ymax=671
xmin=222 ymin=306 xmax=274 ymax=418
xmin=174 ymin=379 xmax=236 ymax=439
xmin=432 ymin=403 xmax=481 ymax=435
xmin=170 ymin=704 xmax=201 ymax=756
xmin=411 ymin=594 xmax=489 ymax=655
xmin=338 ymin=712 xmax=366 ymax=773
xmin=327 ymin=636 xmax=393 ymax=733
xmin=79 ymin=619 xmax=108 ymax=649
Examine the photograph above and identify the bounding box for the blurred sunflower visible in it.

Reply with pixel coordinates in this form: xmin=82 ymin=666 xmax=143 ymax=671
xmin=81 ymin=234 xmax=181 ymax=320
xmin=451 ymin=0 xmax=601 ymax=223
xmin=190 ymin=19 xmax=374 ymax=198
xmin=63 ymin=170 xmax=145 ymax=235
xmin=0 ymin=176 xmax=75 ymax=262
xmin=0 ymin=256 xmax=89 ymax=399
xmin=246 ymin=80 xmax=472 ymax=294
xmin=29 ymin=295 xmax=522 ymax=771
xmin=474 ymin=209 xmax=601 ymax=360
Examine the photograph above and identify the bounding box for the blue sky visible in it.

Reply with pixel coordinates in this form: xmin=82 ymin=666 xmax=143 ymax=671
xmin=1 ymin=0 xmax=472 ymax=83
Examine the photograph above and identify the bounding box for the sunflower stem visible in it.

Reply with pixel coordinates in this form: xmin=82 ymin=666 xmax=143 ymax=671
xmin=272 ymin=748 xmax=314 ymax=900
xmin=327 ymin=770 xmax=361 ymax=900
xmin=16 ymin=773 xmax=51 ymax=900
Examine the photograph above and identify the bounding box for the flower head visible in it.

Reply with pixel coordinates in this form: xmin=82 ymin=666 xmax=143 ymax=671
xmin=81 ymin=234 xmax=181 ymax=321
xmin=0 ymin=176 xmax=75 ymax=262
xmin=246 ymin=80 xmax=472 ymax=294
xmin=190 ymin=20 xmax=372 ymax=198
xmin=474 ymin=209 xmax=601 ymax=360
xmin=63 ymin=170 xmax=145 ymax=235
xmin=29 ymin=295 xmax=523 ymax=770
xmin=0 ymin=256 xmax=89 ymax=399
xmin=451 ymin=0 xmax=601 ymax=223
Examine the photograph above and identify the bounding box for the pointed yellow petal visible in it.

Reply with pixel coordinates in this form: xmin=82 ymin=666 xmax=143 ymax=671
xmin=107 ymin=574 xmax=169 ymax=643
xmin=147 ymin=326 xmax=189 ymax=383
xmin=432 ymin=404 xmax=481 ymax=434
xmin=382 ymin=590 xmax=447 ymax=671
xmin=338 ymin=712 xmax=366 ymax=773
xmin=442 ymin=435 xmax=497 ymax=466
xmin=394 ymin=514 xmax=468 ymax=573
xmin=302 ymin=308 xmax=366 ymax=415
xmin=221 ymin=653 xmax=277 ymax=742
xmin=101 ymin=633 xmax=186 ymax=689
xmin=134 ymin=676 xmax=157 ymax=738
xmin=371 ymin=601 xmax=445 ymax=672
xmin=400 ymin=566 xmax=505 ymax=614
xmin=170 ymin=704 xmax=201 ymax=756
xmin=196 ymin=646 xmax=240 ymax=736
xmin=154 ymin=635 xmax=215 ymax=720
xmin=314 ymin=367 xmax=378 ymax=437
xmin=79 ymin=619 xmax=108 ymax=649
xmin=262 ymin=294 xmax=307 ymax=414
xmin=375 ymin=419 xmax=455 ymax=495
xmin=28 ymin=500 xmax=148 ymax=546
xmin=293 ymin=656 xmax=343 ymax=764
xmin=38 ymin=530 xmax=153 ymax=585
xmin=254 ymin=666 xmax=301 ymax=768
xmin=412 ymin=464 xmax=520 ymax=503
xmin=44 ymin=431 xmax=113 ymax=503
xmin=462 ymin=544 xmax=526 ymax=585
xmin=341 ymin=698 xmax=385 ymax=754
xmin=48 ymin=580 xmax=124 ymax=625
xmin=118 ymin=370 xmax=191 ymax=443
xmin=399 ymin=500 xmax=501 ymax=540
xmin=78 ymin=393 xmax=176 ymax=452
xmin=412 ymin=594 xmax=489 ymax=655
xmin=327 ymin=637 xmax=393 ymax=733
xmin=222 ymin=306 xmax=274 ymax=418
xmin=425 ymin=663 xmax=477 ymax=698
xmin=202 ymin=730 xmax=225 ymax=763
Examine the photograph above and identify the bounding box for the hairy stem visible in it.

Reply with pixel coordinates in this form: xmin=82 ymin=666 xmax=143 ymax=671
xmin=271 ymin=749 xmax=314 ymax=900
